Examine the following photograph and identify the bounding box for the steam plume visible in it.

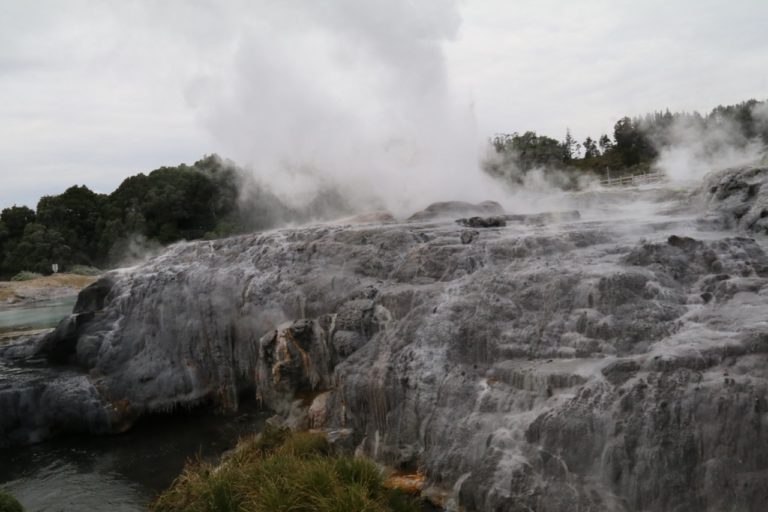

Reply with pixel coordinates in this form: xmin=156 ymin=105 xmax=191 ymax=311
xmin=654 ymin=104 xmax=767 ymax=182
xmin=186 ymin=0 xmax=503 ymax=217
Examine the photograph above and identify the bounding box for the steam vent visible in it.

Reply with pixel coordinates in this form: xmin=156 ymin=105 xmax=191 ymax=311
xmin=4 ymin=166 xmax=768 ymax=511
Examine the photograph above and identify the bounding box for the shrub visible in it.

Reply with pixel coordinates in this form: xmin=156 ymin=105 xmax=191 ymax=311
xmin=9 ymin=271 xmax=42 ymax=282
xmin=277 ymin=430 xmax=331 ymax=457
xmin=151 ymin=429 xmax=420 ymax=512
xmin=0 ymin=490 xmax=23 ymax=512
xmin=66 ymin=265 xmax=102 ymax=276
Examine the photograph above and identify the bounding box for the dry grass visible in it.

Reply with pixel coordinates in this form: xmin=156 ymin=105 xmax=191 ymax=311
xmin=0 ymin=273 xmax=98 ymax=303
xmin=383 ymin=473 xmax=425 ymax=495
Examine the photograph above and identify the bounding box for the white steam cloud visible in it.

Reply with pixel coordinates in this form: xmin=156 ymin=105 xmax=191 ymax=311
xmin=655 ymin=105 xmax=767 ymax=183
xmin=185 ymin=0 xmax=504 ymax=217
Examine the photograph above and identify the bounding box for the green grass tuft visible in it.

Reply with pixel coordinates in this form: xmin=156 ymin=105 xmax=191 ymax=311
xmin=278 ymin=430 xmax=332 ymax=457
xmin=151 ymin=429 xmax=420 ymax=512
xmin=0 ymin=490 xmax=24 ymax=512
xmin=66 ymin=265 xmax=102 ymax=276
xmin=9 ymin=271 xmax=43 ymax=282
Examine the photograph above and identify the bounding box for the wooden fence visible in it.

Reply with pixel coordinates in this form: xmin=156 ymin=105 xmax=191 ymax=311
xmin=599 ymin=171 xmax=665 ymax=188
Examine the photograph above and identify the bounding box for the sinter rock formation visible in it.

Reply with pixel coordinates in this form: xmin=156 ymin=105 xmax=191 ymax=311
xmin=3 ymin=167 xmax=768 ymax=511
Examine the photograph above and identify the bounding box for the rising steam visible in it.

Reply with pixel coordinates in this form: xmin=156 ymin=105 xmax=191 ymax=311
xmin=654 ymin=103 xmax=768 ymax=182
xmin=167 ymin=2 xmax=768 ymax=221
xmin=185 ymin=0 xmax=504 ymax=217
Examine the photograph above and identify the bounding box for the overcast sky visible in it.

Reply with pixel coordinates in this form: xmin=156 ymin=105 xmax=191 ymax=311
xmin=1 ymin=0 xmax=767 ymax=210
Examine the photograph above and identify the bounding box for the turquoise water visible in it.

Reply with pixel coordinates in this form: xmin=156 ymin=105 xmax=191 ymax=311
xmin=0 ymin=297 xmax=76 ymax=334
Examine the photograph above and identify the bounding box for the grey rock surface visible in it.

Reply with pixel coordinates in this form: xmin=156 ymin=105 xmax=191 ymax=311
xmin=698 ymin=166 xmax=768 ymax=234
xmin=407 ymin=200 xmax=504 ymax=221
xmin=3 ymin=167 xmax=768 ymax=511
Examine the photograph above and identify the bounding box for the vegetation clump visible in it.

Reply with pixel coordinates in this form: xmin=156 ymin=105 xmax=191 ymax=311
xmin=9 ymin=271 xmax=43 ymax=282
xmin=66 ymin=265 xmax=102 ymax=276
xmin=151 ymin=426 xmax=420 ymax=512
xmin=0 ymin=490 xmax=24 ymax=512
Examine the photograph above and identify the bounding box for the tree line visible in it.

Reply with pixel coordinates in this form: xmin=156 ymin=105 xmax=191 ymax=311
xmin=0 ymin=156 xmax=274 ymax=279
xmin=0 ymin=154 xmax=356 ymax=279
xmin=484 ymin=98 xmax=768 ymax=185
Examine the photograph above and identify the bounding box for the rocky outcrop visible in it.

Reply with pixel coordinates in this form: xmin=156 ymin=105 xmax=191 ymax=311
xmin=3 ymin=167 xmax=768 ymax=511
xmin=697 ymin=165 xmax=768 ymax=234
xmin=407 ymin=200 xmax=504 ymax=222
xmin=504 ymin=210 xmax=582 ymax=225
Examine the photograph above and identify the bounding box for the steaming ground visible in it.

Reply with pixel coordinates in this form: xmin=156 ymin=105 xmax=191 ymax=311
xmin=4 ymin=166 xmax=768 ymax=511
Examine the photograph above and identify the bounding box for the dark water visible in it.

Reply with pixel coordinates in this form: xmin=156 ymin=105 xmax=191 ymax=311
xmin=0 ymin=405 xmax=270 ymax=512
xmin=0 ymin=297 xmax=76 ymax=334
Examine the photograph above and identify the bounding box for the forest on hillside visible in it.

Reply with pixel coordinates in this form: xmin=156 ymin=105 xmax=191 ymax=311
xmin=1 ymin=99 xmax=766 ymax=279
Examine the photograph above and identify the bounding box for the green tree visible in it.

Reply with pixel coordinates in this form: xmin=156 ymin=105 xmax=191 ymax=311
xmin=0 ymin=206 xmax=36 ymax=239
xmin=2 ymin=223 xmax=71 ymax=275
xmin=36 ymin=185 xmax=107 ymax=264
xmin=562 ymin=129 xmax=581 ymax=162
xmin=583 ymin=136 xmax=600 ymax=159
xmin=0 ymin=206 xmax=38 ymax=277
xmin=613 ymin=117 xmax=656 ymax=166
xmin=488 ymin=131 xmax=567 ymax=175
xmin=598 ymin=134 xmax=613 ymax=152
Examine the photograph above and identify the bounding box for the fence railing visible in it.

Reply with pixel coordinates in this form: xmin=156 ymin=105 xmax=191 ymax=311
xmin=599 ymin=171 xmax=665 ymax=188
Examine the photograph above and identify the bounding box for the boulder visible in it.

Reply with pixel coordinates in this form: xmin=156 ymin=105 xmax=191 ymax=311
xmin=407 ymin=200 xmax=504 ymax=222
